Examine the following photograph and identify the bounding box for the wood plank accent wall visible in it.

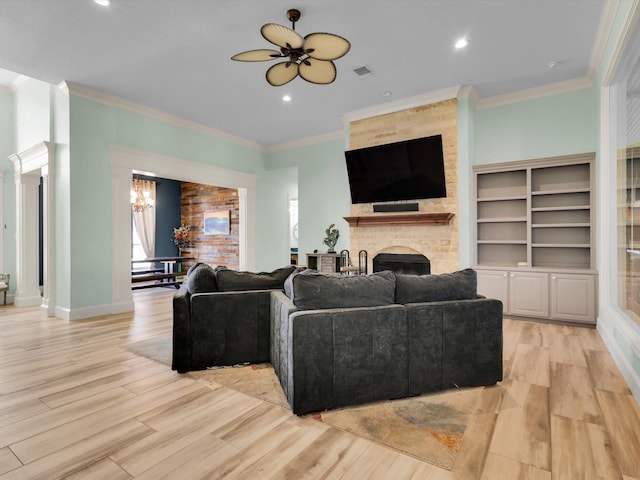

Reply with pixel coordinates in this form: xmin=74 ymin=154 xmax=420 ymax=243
xmin=348 ymin=99 xmax=459 ymax=274
xmin=180 ymin=182 xmax=239 ymax=270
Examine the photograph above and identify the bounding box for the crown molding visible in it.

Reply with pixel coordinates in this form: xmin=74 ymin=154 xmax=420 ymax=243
xmin=457 ymin=85 xmax=480 ymax=108
xmin=265 ymin=129 xmax=346 ymax=153
xmin=602 ymin=0 xmax=640 ymax=85
xmin=63 ymin=81 xmax=265 ymax=152
xmin=475 ymin=76 xmax=594 ymax=110
xmin=57 ymin=81 xmax=69 ymax=96
xmin=588 ymin=0 xmax=620 ymax=80
xmin=341 ymin=85 xmax=462 ymax=125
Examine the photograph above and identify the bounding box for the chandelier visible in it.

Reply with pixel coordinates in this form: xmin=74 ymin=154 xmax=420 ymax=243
xmin=131 ymin=178 xmax=154 ymax=212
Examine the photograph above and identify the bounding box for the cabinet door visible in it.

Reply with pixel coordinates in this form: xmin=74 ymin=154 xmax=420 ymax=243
xmin=319 ymin=255 xmax=337 ymax=273
xmin=477 ymin=270 xmax=508 ymax=312
xmin=509 ymin=272 xmax=549 ymax=317
xmin=550 ymin=273 xmax=596 ymax=324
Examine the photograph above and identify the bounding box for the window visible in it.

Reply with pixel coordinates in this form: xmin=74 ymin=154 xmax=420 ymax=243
xmin=617 ymin=27 xmax=640 ymax=325
xmin=131 ymin=219 xmax=148 ymax=262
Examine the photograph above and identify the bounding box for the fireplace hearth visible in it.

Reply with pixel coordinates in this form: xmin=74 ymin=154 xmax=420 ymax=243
xmin=372 ymin=253 xmax=430 ymax=275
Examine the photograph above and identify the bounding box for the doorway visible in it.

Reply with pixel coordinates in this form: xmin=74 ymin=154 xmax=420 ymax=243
xmin=110 ymin=145 xmax=257 ymax=314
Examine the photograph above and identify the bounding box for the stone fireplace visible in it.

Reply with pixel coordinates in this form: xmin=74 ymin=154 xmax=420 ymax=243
xmin=345 ymin=98 xmax=460 ymax=275
xmin=373 ymin=253 xmax=430 ymax=275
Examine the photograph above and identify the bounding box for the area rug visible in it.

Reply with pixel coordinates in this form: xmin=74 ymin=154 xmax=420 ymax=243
xmin=122 ymin=336 xmax=482 ymax=470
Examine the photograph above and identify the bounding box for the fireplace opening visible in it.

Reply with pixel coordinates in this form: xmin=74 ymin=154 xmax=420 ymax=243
xmin=372 ymin=253 xmax=430 ymax=275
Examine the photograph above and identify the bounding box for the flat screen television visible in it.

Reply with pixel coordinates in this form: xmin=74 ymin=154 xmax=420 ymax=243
xmin=344 ymin=134 xmax=447 ymax=204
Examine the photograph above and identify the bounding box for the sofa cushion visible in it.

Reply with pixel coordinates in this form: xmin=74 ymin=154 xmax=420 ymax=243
xmin=395 ymin=268 xmax=477 ymax=304
xmin=284 ymin=268 xmax=315 ymax=299
xmin=186 ymin=263 xmax=218 ymax=294
xmin=286 ymin=270 xmax=396 ymax=310
xmin=216 ymin=265 xmax=296 ymax=292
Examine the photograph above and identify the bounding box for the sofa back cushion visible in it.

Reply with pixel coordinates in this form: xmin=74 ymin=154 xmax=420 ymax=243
xmin=285 ymin=270 xmax=396 ymax=310
xmin=395 ymin=268 xmax=477 ymax=304
xmin=185 ymin=263 xmax=218 ymax=294
xmin=216 ymin=265 xmax=296 ymax=292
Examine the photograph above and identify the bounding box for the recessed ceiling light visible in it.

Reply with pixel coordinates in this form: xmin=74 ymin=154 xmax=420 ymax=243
xmin=94 ymin=0 xmax=110 ymax=5
xmin=282 ymin=95 xmax=291 ymax=102
xmin=380 ymin=91 xmax=392 ymax=97
xmin=454 ymin=38 xmax=468 ymax=49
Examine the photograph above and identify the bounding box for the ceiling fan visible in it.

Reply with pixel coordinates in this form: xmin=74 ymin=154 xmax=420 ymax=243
xmin=231 ymin=8 xmax=351 ymax=86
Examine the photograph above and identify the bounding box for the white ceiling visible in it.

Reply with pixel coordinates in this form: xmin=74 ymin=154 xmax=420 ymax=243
xmin=0 ymin=0 xmax=606 ymax=147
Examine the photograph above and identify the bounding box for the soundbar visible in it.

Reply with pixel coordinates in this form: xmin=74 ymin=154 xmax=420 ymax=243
xmin=373 ymin=203 xmax=419 ymax=213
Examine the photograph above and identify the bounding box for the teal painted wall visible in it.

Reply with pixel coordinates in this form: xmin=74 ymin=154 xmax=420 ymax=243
xmin=0 ymin=89 xmax=15 ymax=290
xmin=255 ymin=166 xmax=297 ymax=271
xmin=474 ymin=87 xmax=599 ymax=166
xmin=67 ymin=94 xmax=264 ymax=309
xmin=265 ymin=138 xmax=351 ymax=266
xmin=52 ymin=85 xmax=71 ymax=309
xmin=457 ymin=97 xmax=475 ymax=267
xmin=15 ymin=78 xmax=50 ymax=152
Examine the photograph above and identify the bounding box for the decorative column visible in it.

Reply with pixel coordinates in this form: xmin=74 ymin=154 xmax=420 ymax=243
xmin=9 ymin=141 xmax=56 ymax=311
xmin=13 ymin=172 xmax=41 ymax=307
xmin=40 ymin=163 xmax=55 ymax=316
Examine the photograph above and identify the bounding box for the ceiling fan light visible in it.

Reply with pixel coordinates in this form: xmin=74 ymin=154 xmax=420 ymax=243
xmin=303 ymin=33 xmax=351 ymax=61
xmin=261 ymin=23 xmax=304 ymax=49
xmin=231 ymin=49 xmax=282 ymax=62
xmin=299 ymin=59 xmax=337 ymax=84
xmin=266 ymin=61 xmax=300 ymax=86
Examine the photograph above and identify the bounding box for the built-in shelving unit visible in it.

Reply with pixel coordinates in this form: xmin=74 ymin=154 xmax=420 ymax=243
xmin=473 ymin=153 xmax=597 ymax=324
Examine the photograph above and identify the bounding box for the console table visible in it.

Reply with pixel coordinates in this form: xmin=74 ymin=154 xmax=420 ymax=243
xmin=131 ymin=256 xmax=194 ymax=290
xmin=306 ymin=253 xmax=341 ymax=273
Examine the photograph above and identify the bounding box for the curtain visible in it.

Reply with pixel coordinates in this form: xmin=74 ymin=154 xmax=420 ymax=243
xmin=132 ymin=179 xmax=156 ymax=259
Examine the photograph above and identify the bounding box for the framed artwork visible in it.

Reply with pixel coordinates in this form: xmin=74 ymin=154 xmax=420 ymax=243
xmin=204 ymin=210 xmax=230 ymax=235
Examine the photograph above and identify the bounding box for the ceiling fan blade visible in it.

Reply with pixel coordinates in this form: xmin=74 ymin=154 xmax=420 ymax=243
xmin=299 ymin=59 xmax=337 ymax=85
xmin=231 ymin=49 xmax=282 ymax=62
xmin=261 ymin=23 xmax=304 ymax=49
xmin=303 ymin=33 xmax=351 ymax=60
xmin=266 ymin=61 xmax=299 ymax=86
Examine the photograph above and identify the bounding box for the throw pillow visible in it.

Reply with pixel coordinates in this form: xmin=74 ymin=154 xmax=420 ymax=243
xmin=394 ymin=268 xmax=477 ymax=304
xmin=287 ymin=270 xmax=396 ymax=310
xmin=185 ymin=263 xmax=218 ymax=294
xmin=216 ymin=265 xmax=296 ymax=292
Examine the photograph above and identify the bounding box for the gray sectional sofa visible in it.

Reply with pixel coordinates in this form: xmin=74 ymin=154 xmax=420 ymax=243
xmin=172 ymin=264 xmax=296 ymax=373
xmin=172 ymin=265 xmax=503 ymax=415
xmin=271 ymin=269 xmax=503 ymax=414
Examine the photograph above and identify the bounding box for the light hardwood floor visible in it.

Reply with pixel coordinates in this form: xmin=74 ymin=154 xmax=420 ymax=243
xmin=0 ymin=288 xmax=639 ymax=479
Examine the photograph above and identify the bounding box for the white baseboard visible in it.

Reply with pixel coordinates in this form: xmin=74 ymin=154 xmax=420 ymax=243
xmin=597 ymin=308 xmax=640 ymax=404
xmin=55 ymin=301 xmax=134 ymax=321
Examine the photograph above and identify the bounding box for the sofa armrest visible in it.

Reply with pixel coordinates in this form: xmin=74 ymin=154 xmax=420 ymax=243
xmin=270 ymin=291 xmax=297 ymax=382
xmin=172 ymin=285 xmax=192 ymax=373
xmin=405 ymin=297 xmax=503 ymax=395
xmin=178 ymin=289 xmax=274 ymax=371
xmin=280 ymin=304 xmax=409 ymax=415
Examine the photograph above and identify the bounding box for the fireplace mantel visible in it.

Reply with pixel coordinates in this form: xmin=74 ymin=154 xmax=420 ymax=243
xmin=344 ymin=212 xmax=455 ymax=227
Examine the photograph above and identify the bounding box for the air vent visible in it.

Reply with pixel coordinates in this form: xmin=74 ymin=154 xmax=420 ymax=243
xmin=353 ymin=65 xmax=372 ymax=77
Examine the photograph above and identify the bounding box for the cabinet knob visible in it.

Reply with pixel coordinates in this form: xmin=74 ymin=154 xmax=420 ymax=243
xmin=510 ymin=273 xmax=515 ymax=278
xmin=502 ymin=273 xmax=507 ymax=277
xmin=552 ymin=276 xmax=557 ymax=280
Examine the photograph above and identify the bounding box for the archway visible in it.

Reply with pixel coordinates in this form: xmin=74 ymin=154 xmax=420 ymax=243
xmin=109 ymin=145 xmax=256 ymax=313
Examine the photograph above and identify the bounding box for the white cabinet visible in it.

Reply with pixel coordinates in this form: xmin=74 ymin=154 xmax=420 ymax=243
xmin=477 ymin=269 xmax=597 ymax=324
xmin=477 ymin=270 xmax=508 ymax=308
xmin=550 ymin=273 xmax=596 ymax=324
xmin=509 ymin=272 xmax=549 ymax=317
xmin=473 ymin=153 xmax=597 ymax=324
